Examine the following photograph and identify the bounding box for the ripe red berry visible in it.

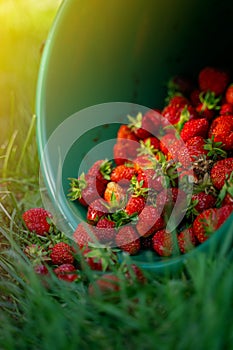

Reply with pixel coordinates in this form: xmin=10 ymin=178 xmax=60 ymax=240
xmin=50 ymin=242 xmax=75 ymax=265
xmin=152 ymin=229 xmax=175 ymax=257
xmin=225 ymin=84 xmax=233 ymax=105
xmin=22 ymin=208 xmax=52 ymax=236
xmin=54 ymin=264 xmax=79 ymax=282
xmin=178 ymin=227 xmax=197 ymax=254
xmin=198 ymin=66 xmax=229 ymax=96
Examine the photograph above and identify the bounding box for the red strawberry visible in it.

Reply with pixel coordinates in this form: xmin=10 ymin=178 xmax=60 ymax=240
xmin=193 ymin=205 xmax=233 ymax=243
xmin=54 ymin=264 xmax=79 ymax=282
xmin=185 ymin=136 xmax=209 ymax=161
xmin=125 ymin=195 xmax=146 ymax=216
xmin=117 ymin=124 xmax=139 ymax=141
xmin=50 ymin=242 xmax=75 ymax=265
xmin=152 ymin=229 xmax=176 ymax=256
xmin=136 ymin=205 xmax=165 ymax=237
xmin=191 ymin=192 xmax=216 ymax=214
xmin=73 ymin=222 xmax=95 ymax=248
xmin=110 ymin=164 xmax=136 ymax=185
xmin=208 ymin=115 xmax=233 ymax=151
xmin=88 ymin=274 xmax=121 ymax=296
xmin=34 ymin=264 xmax=49 ymax=276
xmin=210 ymin=158 xmax=233 ymax=190
xmin=87 ymin=159 xmax=112 ymax=185
xmin=124 ymin=264 xmax=147 ymax=284
xmin=180 ymin=118 xmax=209 ymax=142
xmin=22 ymin=208 xmax=52 ymax=236
xmin=225 ymin=84 xmax=233 ymax=105
xmin=86 ymin=199 xmax=108 ymax=225
xmin=198 ymin=66 xmax=229 ymax=96
xmin=95 ymin=216 xmax=116 ymax=243
xmin=162 ymin=96 xmax=189 ymax=125
xmin=68 ymin=173 xmax=105 ymax=207
xmin=178 ymin=227 xmax=196 ymax=254
xmin=115 ymin=226 xmax=140 ymax=255
xmin=220 ymin=103 xmax=233 ymax=116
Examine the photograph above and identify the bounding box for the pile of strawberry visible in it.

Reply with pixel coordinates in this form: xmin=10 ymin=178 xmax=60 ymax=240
xmin=21 ymin=207 xmax=146 ymax=288
xmin=69 ymin=66 xmax=233 ymax=257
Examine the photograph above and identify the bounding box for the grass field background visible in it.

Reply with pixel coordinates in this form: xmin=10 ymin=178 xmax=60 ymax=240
xmin=0 ymin=1 xmax=233 ymax=349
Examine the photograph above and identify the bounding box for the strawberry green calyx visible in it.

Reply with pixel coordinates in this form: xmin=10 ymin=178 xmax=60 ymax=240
xmin=216 ymin=171 xmax=233 ymax=207
xmin=137 ymin=139 xmax=158 ymax=157
xmin=199 ymin=90 xmax=221 ymax=111
xmin=111 ymin=209 xmax=138 ymax=228
xmin=129 ymin=175 xmax=149 ymax=197
xmin=127 ymin=112 xmax=143 ymax=130
xmin=164 ymin=77 xmax=184 ymax=105
xmin=68 ymin=173 xmax=87 ymax=201
xmin=83 ymin=244 xmax=119 ymax=272
xmin=193 ymin=172 xmax=217 ymax=196
xmin=174 ymin=105 xmax=190 ymax=133
xmin=99 ymin=159 xmax=113 ymax=181
xmin=203 ymin=137 xmax=227 ymax=160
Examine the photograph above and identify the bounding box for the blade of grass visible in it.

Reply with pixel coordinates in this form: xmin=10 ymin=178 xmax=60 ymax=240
xmin=15 ymin=114 xmax=36 ymax=174
xmin=2 ymin=130 xmax=18 ymax=179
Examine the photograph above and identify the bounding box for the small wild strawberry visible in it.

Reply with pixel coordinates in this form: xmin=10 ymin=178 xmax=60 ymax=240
xmin=22 ymin=208 xmax=52 ymax=236
xmin=124 ymin=264 xmax=147 ymax=284
xmin=88 ymin=274 xmax=121 ymax=296
xmin=50 ymin=242 xmax=75 ymax=265
xmin=54 ymin=264 xmax=79 ymax=282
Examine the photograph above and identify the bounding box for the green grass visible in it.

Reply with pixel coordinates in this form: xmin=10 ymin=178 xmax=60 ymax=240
xmin=0 ymin=1 xmax=233 ymax=349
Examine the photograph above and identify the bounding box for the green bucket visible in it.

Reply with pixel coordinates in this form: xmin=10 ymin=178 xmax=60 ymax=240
xmin=36 ymin=0 xmax=233 ymax=274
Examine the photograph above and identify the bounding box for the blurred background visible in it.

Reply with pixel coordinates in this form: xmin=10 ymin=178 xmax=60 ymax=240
xmin=0 ymin=0 xmax=61 ymax=147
